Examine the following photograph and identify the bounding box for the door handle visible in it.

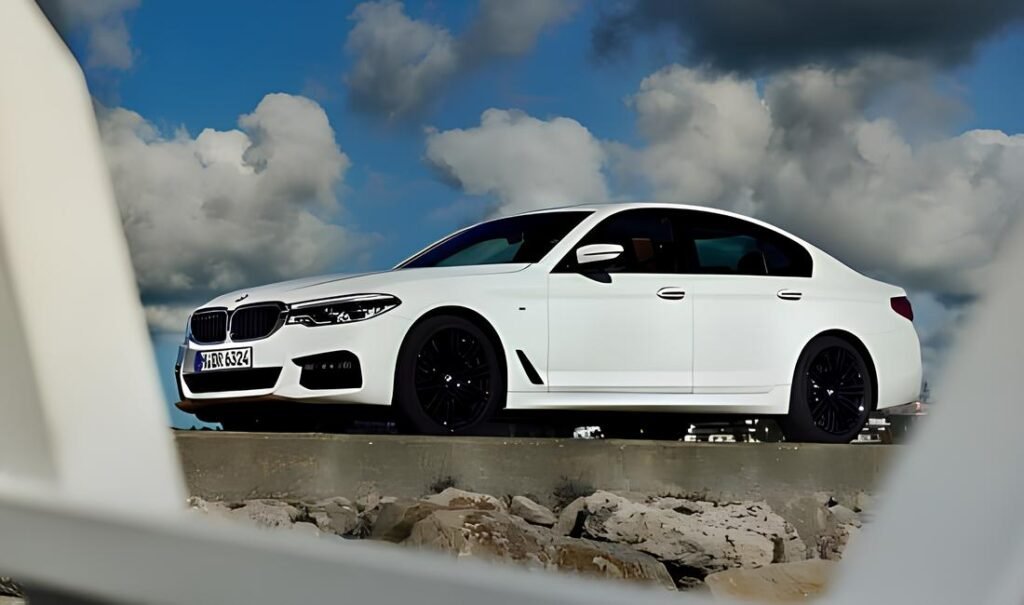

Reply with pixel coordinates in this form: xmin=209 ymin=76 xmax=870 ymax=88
xmin=657 ymin=287 xmax=687 ymax=300
xmin=777 ymin=289 xmax=803 ymax=301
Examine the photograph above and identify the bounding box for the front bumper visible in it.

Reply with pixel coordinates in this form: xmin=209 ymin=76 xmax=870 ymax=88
xmin=176 ymin=312 xmax=408 ymax=408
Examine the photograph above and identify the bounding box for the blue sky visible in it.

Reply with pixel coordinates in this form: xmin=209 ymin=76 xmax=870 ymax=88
xmin=55 ymin=0 xmax=1024 ymax=426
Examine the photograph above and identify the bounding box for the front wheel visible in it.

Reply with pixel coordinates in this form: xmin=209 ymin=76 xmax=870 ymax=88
xmin=393 ymin=315 xmax=506 ymax=434
xmin=780 ymin=336 xmax=874 ymax=444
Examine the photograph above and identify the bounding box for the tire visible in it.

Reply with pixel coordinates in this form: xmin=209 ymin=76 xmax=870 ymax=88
xmin=393 ymin=314 xmax=506 ymax=435
xmin=780 ymin=336 xmax=874 ymax=444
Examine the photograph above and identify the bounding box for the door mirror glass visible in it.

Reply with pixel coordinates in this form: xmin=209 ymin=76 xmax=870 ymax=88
xmin=575 ymin=243 xmax=623 ymax=266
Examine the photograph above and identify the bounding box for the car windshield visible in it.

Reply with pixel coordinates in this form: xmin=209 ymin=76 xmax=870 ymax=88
xmin=398 ymin=211 xmax=591 ymax=269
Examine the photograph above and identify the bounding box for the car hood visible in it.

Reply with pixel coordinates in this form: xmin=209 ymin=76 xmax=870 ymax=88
xmin=202 ymin=264 xmax=530 ymax=310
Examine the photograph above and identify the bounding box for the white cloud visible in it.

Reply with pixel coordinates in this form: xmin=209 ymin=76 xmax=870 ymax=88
xmin=98 ymin=93 xmax=360 ymax=304
xmin=620 ymin=63 xmax=1024 ymax=298
xmin=424 ymin=108 xmax=609 ymax=215
xmin=42 ymin=0 xmax=139 ymax=69
xmin=463 ymin=0 xmax=578 ymax=58
xmin=144 ymin=304 xmax=192 ymax=334
xmin=345 ymin=1 xmax=460 ymax=118
xmin=345 ymin=0 xmax=578 ymax=118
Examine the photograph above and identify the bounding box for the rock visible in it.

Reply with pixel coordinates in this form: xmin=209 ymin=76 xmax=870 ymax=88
xmin=0 ymin=578 xmax=21 ymax=597
xmin=305 ymin=497 xmax=360 ymax=536
xmin=405 ymin=508 xmax=675 ymax=590
xmin=816 ymin=503 xmax=862 ymax=560
xmin=186 ymin=496 xmax=234 ymax=519
xmin=370 ymin=499 xmax=445 ymax=542
xmin=555 ymin=491 xmax=805 ymax=586
xmin=648 ymin=496 xmax=713 ymax=515
xmin=423 ymin=487 xmax=506 ymax=511
xmin=356 ymin=488 xmax=387 ymax=512
xmin=705 ymin=559 xmax=837 ymax=602
xmin=817 ymin=520 xmax=860 ymax=560
xmin=824 ymin=504 xmax=861 ymax=527
xmin=228 ymin=500 xmax=302 ymax=529
xmin=510 ymin=495 xmax=557 ymax=527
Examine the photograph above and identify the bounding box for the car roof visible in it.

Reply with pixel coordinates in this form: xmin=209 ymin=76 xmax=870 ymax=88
xmin=515 ymin=201 xmax=746 ymax=218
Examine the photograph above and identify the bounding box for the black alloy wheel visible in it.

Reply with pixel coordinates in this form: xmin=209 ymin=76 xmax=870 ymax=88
xmin=806 ymin=346 xmax=868 ymax=435
xmin=394 ymin=315 xmax=505 ymax=434
xmin=780 ymin=335 xmax=874 ymax=443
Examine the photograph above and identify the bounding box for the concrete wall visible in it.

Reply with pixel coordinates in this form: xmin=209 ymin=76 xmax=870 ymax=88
xmin=177 ymin=432 xmax=897 ymax=545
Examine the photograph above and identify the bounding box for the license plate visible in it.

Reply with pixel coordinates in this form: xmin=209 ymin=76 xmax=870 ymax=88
xmin=194 ymin=347 xmax=252 ymax=372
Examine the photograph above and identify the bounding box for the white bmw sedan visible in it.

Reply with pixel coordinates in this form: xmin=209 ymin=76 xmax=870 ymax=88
xmin=176 ymin=203 xmax=921 ymax=443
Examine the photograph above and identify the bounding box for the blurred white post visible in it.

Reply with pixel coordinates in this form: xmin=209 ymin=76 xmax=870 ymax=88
xmin=0 ymin=0 xmax=185 ymax=510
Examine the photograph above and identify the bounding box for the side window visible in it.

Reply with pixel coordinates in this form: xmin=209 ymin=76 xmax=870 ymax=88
xmin=681 ymin=212 xmax=812 ymax=277
xmin=557 ymin=209 xmax=684 ymax=273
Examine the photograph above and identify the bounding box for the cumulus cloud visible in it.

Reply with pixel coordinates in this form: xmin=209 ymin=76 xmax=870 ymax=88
xmin=98 ymin=93 xmax=360 ymax=305
xmin=619 ymin=63 xmax=1024 ymax=297
xmin=345 ymin=1 xmax=460 ymax=118
xmin=424 ymin=109 xmax=609 ymax=215
xmin=463 ymin=0 xmax=580 ymax=58
xmin=593 ymin=0 xmax=1024 ymax=73
xmin=144 ymin=304 xmax=193 ymax=334
xmin=345 ymin=0 xmax=578 ymax=118
xmin=39 ymin=0 xmax=140 ymax=69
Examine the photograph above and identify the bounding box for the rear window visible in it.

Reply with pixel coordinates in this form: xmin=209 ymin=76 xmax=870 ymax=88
xmin=684 ymin=213 xmax=813 ymax=277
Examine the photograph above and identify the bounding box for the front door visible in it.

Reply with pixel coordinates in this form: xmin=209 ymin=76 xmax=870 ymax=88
xmin=547 ymin=209 xmax=693 ymax=392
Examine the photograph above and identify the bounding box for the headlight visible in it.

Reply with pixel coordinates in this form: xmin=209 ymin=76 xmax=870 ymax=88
xmin=286 ymin=294 xmax=401 ymax=327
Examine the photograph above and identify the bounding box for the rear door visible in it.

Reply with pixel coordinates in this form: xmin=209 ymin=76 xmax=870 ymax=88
xmin=678 ymin=211 xmax=814 ymax=393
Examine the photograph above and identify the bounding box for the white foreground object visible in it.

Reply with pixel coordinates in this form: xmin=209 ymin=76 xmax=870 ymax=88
xmin=0 ymin=0 xmax=183 ymax=513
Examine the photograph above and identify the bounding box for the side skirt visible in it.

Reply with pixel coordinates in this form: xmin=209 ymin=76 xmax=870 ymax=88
xmin=504 ymin=386 xmax=791 ymax=416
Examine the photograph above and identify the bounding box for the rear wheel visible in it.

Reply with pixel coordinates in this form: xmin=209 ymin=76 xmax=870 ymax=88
xmin=780 ymin=336 xmax=874 ymax=443
xmin=393 ymin=315 xmax=505 ymax=434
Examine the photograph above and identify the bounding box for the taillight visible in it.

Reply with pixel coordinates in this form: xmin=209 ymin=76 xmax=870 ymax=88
xmin=891 ymin=296 xmax=914 ymax=321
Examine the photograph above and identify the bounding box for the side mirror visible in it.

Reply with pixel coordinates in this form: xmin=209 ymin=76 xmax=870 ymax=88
xmin=575 ymin=243 xmax=623 ymax=266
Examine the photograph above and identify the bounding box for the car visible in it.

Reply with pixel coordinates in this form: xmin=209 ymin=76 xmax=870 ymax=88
xmin=175 ymin=202 xmax=922 ymax=443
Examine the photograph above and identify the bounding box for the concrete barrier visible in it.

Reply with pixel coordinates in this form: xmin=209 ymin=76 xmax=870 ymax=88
xmin=176 ymin=432 xmax=897 ymax=545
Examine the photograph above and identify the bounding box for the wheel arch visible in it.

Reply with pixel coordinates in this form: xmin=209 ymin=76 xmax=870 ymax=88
xmin=800 ymin=329 xmax=879 ymax=411
xmin=393 ymin=305 xmax=509 ymax=405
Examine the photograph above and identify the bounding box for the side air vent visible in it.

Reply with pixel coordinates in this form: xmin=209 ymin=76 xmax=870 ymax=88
xmin=516 ymin=350 xmax=544 ymax=385
xmin=294 ymin=351 xmax=362 ymax=390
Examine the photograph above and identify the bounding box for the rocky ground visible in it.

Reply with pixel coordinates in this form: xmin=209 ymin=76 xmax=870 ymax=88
xmin=187 ymin=486 xmax=867 ymax=598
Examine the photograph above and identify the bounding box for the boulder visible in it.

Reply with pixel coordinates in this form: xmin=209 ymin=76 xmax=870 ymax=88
xmin=405 ymin=508 xmax=675 ymax=590
xmin=228 ymin=500 xmax=302 ymax=529
xmin=816 ymin=503 xmax=862 ymax=560
xmin=555 ymin=491 xmax=805 ymax=584
xmin=510 ymin=495 xmax=557 ymax=527
xmin=305 ymin=497 xmax=360 ymax=536
xmin=423 ymin=487 xmax=506 ymax=511
xmin=370 ymin=499 xmax=445 ymax=542
xmin=0 ymin=578 xmax=21 ymax=598
xmin=704 ymin=559 xmax=836 ymax=602
xmin=187 ymin=496 xmax=234 ymax=519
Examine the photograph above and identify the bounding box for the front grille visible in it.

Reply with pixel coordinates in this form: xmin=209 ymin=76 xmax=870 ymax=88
xmin=183 ymin=367 xmax=282 ymax=394
xmin=190 ymin=310 xmax=227 ymax=343
xmin=230 ymin=303 xmax=285 ymax=341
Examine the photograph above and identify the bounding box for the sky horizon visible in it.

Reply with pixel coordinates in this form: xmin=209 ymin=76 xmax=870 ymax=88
xmin=41 ymin=0 xmax=1024 ymax=426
